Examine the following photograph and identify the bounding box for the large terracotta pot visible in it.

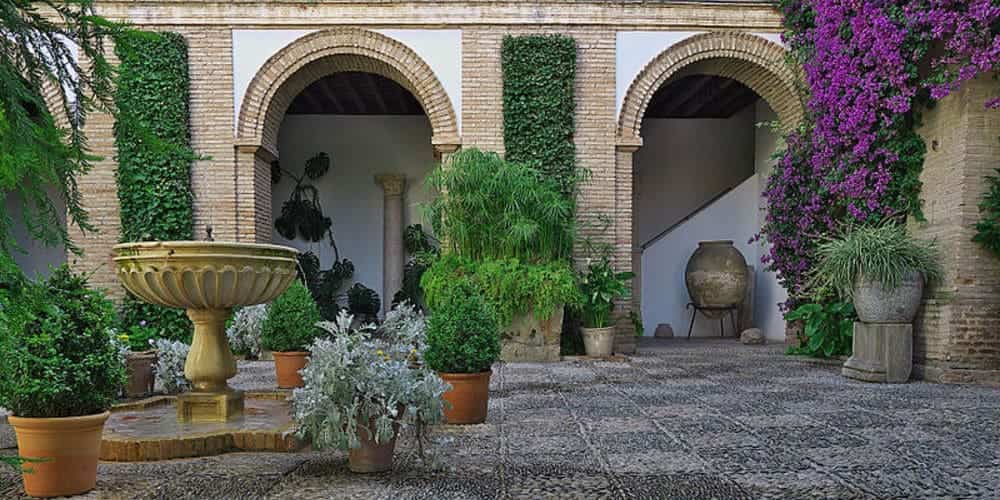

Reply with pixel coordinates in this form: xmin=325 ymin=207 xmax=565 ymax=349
xmin=348 ymin=414 xmax=400 ymax=473
xmin=685 ymin=240 xmax=749 ymax=313
xmin=125 ymin=351 xmax=157 ymax=398
xmin=439 ymin=371 xmax=491 ymax=424
xmin=8 ymin=411 xmax=109 ymax=498
xmin=581 ymin=326 xmax=615 ymax=357
xmin=853 ymin=271 xmax=924 ymax=323
xmin=273 ymin=351 xmax=309 ymax=388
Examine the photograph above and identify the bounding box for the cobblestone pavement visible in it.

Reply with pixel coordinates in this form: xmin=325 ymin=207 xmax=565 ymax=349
xmin=3 ymin=338 xmax=1000 ymax=499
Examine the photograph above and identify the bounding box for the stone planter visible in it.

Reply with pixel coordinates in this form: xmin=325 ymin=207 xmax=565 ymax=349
xmin=842 ymin=322 xmax=913 ymax=383
xmin=8 ymin=411 xmax=109 ymax=498
xmin=500 ymin=306 xmax=563 ymax=362
xmin=685 ymin=241 xmax=749 ymax=316
xmin=853 ymin=271 xmax=924 ymax=323
xmin=581 ymin=326 xmax=615 ymax=357
xmin=125 ymin=351 xmax=157 ymax=398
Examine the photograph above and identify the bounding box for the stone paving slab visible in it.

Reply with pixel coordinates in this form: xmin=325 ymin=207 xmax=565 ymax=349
xmin=3 ymin=338 xmax=1000 ymax=498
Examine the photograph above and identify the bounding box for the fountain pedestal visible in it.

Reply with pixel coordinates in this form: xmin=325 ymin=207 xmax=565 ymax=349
xmin=113 ymin=241 xmax=298 ymax=423
xmin=177 ymin=309 xmax=243 ymax=422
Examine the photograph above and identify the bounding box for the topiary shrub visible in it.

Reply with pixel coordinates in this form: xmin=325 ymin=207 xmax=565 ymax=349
xmin=0 ymin=266 xmax=127 ymax=418
xmin=260 ymin=280 xmax=322 ymax=353
xmin=423 ymin=279 xmax=500 ymax=374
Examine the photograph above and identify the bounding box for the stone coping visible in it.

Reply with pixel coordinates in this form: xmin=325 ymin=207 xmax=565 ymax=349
xmin=102 ymin=391 xmax=302 ymax=462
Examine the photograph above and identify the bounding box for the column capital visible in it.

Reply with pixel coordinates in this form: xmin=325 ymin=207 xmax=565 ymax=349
xmin=375 ymin=174 xmax=406 ymax=197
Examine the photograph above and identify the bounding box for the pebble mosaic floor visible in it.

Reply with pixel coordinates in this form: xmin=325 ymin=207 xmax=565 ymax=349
xmin=3 ymin=338 xmax=1000 ymax=499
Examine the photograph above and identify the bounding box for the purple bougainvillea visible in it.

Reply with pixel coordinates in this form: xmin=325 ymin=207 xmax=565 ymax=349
xmin=762 ymin=0 xmax=1000 ymax=305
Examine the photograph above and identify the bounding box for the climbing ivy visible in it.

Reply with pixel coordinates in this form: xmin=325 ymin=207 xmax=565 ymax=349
xmin=501 ymin=35 xmax=578 ymax=199
xmin=113 ymin=30 xmax=197 ymax=342
xmin=974 ymin=167 xmax=1000 ymax=258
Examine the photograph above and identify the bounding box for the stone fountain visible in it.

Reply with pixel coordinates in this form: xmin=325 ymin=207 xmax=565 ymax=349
xmin=113 ymin=241 xmax=298 ymax=423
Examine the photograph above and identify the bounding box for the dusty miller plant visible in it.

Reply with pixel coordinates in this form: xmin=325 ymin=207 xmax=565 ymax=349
xmin=226 ymin=304 xmax=268 ymax=359
xmin=292 ymin=310 xmax=448 ymax=454
xmin=152 ymin=338 xmax=190 ymax=394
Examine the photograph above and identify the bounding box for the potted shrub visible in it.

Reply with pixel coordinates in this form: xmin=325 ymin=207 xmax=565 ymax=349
xmin=423 ymin=148 xmax=579 ymax=362
xmin=260 ymin=280 xmax=323 ymax=388
xmin=0 ymin=266 xmax=126 ymax=497
xmin=293 ymin=310 xmax=447 ymax=473
xmin=577 ymin=257 xmax=634 ymax=357
xmin=812 ymin=224 xmax=942 ymax=323
xmin=424 ymin=279 xmax=501 ymax=424
xmin=117 ymin=320 xmax=158 ymax=398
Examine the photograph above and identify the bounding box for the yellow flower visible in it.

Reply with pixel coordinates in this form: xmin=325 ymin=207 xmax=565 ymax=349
xmin=118 ymin=334 xmax=130 ymax=341
xmin=375 ymin=349 xmax=385 ymax=356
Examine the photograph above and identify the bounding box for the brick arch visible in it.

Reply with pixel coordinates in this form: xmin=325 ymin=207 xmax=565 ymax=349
xmin=237 ymin=28 xmax=460 ymax=157
xmin=617 ymin=32 xmax=804 ymax=143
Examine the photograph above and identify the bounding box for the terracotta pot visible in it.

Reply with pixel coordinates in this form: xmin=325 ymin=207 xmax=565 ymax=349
xmin=125 ymin=351 xmax=157 ymax=398
xmin=8 ymin=411 xmax=109 ymax=498
xmin=684 ymin=240 xmax=749 ymax=315
xmin=273 ymin=351 xmax=309 ymax=388
xmin=582 ymin=326 xmax=616 ymax=357
xmin=439 ymin=371 xmax=491 ymax=424
xmin=348 ymin=415 xmax=400 ymax=473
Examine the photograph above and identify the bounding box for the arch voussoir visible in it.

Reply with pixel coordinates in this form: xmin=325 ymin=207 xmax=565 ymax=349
xmin=618 ymin=31 xmax=804 ymax=142
xmin=237 ymin=28 xmax=460 ymax=157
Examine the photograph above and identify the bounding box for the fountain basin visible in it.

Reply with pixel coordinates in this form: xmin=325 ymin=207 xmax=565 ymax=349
xmin=113 ymin=241 xmax=299 ymax=423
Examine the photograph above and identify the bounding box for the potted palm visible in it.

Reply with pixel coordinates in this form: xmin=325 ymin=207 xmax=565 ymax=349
xmin=812 ymin=223 xmax=942 ymax=323
xmin=260 ymin=280 xmax=323 ymax=388
xmin=293 ymin=309 xmax=447 ymax=473
xmin=424 ymin=279 xmax=501 ymax=424
xmin=0 ymin=267 xmax=126 ymax=497
xmin=577 ymin=257 xmax=634 ymax=357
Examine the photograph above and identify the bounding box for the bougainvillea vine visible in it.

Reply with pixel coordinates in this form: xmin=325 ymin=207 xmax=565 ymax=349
xmin=761 ymin=0 xmax=1000 ymax=305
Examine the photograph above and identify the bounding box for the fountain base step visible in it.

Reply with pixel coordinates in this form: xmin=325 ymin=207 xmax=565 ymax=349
xmin=177 ymin=388 xmax=244 ymax=423
xmin=101 ymin=392 xmax=303 ymax=461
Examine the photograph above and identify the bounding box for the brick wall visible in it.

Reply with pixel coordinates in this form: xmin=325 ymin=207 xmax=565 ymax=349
xmin=913 ymin=74 xmax=1000 ymax=384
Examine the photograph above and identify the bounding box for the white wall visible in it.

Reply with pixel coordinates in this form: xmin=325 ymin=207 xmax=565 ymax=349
xmin=633 ymin=105 xmax=756 ymax=246
xmin=273 ymin=115 xmax=436 ymax=301
xmin=637 ymin=101 xmax=787 ymax=340
xmin=641 ymin=176 xmax=762 ymax=338
xmin=752 ymin=101 xmax=787 ymax=338
xmin=4 ymin=189 xmax=67 ymax=279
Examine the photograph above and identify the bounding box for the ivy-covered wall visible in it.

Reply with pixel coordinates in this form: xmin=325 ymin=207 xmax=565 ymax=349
xmin=501 ymin=35 xmax=577 ymax=198
xmin=113 ymin=31 xmax=196 ymax=341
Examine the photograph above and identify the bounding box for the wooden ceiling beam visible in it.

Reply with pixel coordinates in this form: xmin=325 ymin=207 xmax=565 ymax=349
xmin=655 ymin=75 xmax=714 ymax=117
xmin=339 ymin=72 xmax=367 ymax=114
xmin=364 ymin=72 xmax=390 ymax=114
xmin=318 ymin=76 xmax=347 ymax=114
xmin=684 ymin=77 xmax=739 ymax=117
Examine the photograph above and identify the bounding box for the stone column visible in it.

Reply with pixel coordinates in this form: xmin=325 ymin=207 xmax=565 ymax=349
xmin=375 ymin=174 xmax=406 ymax=314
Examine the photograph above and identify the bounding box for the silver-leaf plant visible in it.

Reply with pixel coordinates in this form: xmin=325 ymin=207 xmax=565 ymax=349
xmin=226 ymin=304 xmax=268 ymax=359
xmin=152 ymin=338 xmax=190 ymax=394
xmin=293 ymin=308 xmax=448 ymax=452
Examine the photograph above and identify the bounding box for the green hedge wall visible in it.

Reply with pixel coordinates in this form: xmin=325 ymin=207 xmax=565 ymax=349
xmin=113 ymin=31 xmax=195 ymax=343
xmin=501 ymin=35 xmax=577 ymax=198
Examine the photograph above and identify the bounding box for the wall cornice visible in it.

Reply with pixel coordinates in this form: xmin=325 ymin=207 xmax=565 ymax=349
xmin=92 ymin=1 xmax=782 ymax=30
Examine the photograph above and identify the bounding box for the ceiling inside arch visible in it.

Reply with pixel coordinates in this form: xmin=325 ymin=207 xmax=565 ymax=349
xmin=286 ymin=71 xmax=425 ymax=115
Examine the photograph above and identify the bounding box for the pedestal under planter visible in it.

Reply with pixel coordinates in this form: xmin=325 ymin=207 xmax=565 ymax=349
xmin=500 ymin=307 xmax=564 ymax=362
xmin=842 ymin=322 xmax=913 ymax=383
xmin=113 ymin=241 xmax=298 ymax=422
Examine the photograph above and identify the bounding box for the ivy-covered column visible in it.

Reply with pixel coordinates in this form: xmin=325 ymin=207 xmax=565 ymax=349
xmin=375 ymin=174 xmax=406 ymax=315
xmin=114 ymin=30 xmax=197 ymax=340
